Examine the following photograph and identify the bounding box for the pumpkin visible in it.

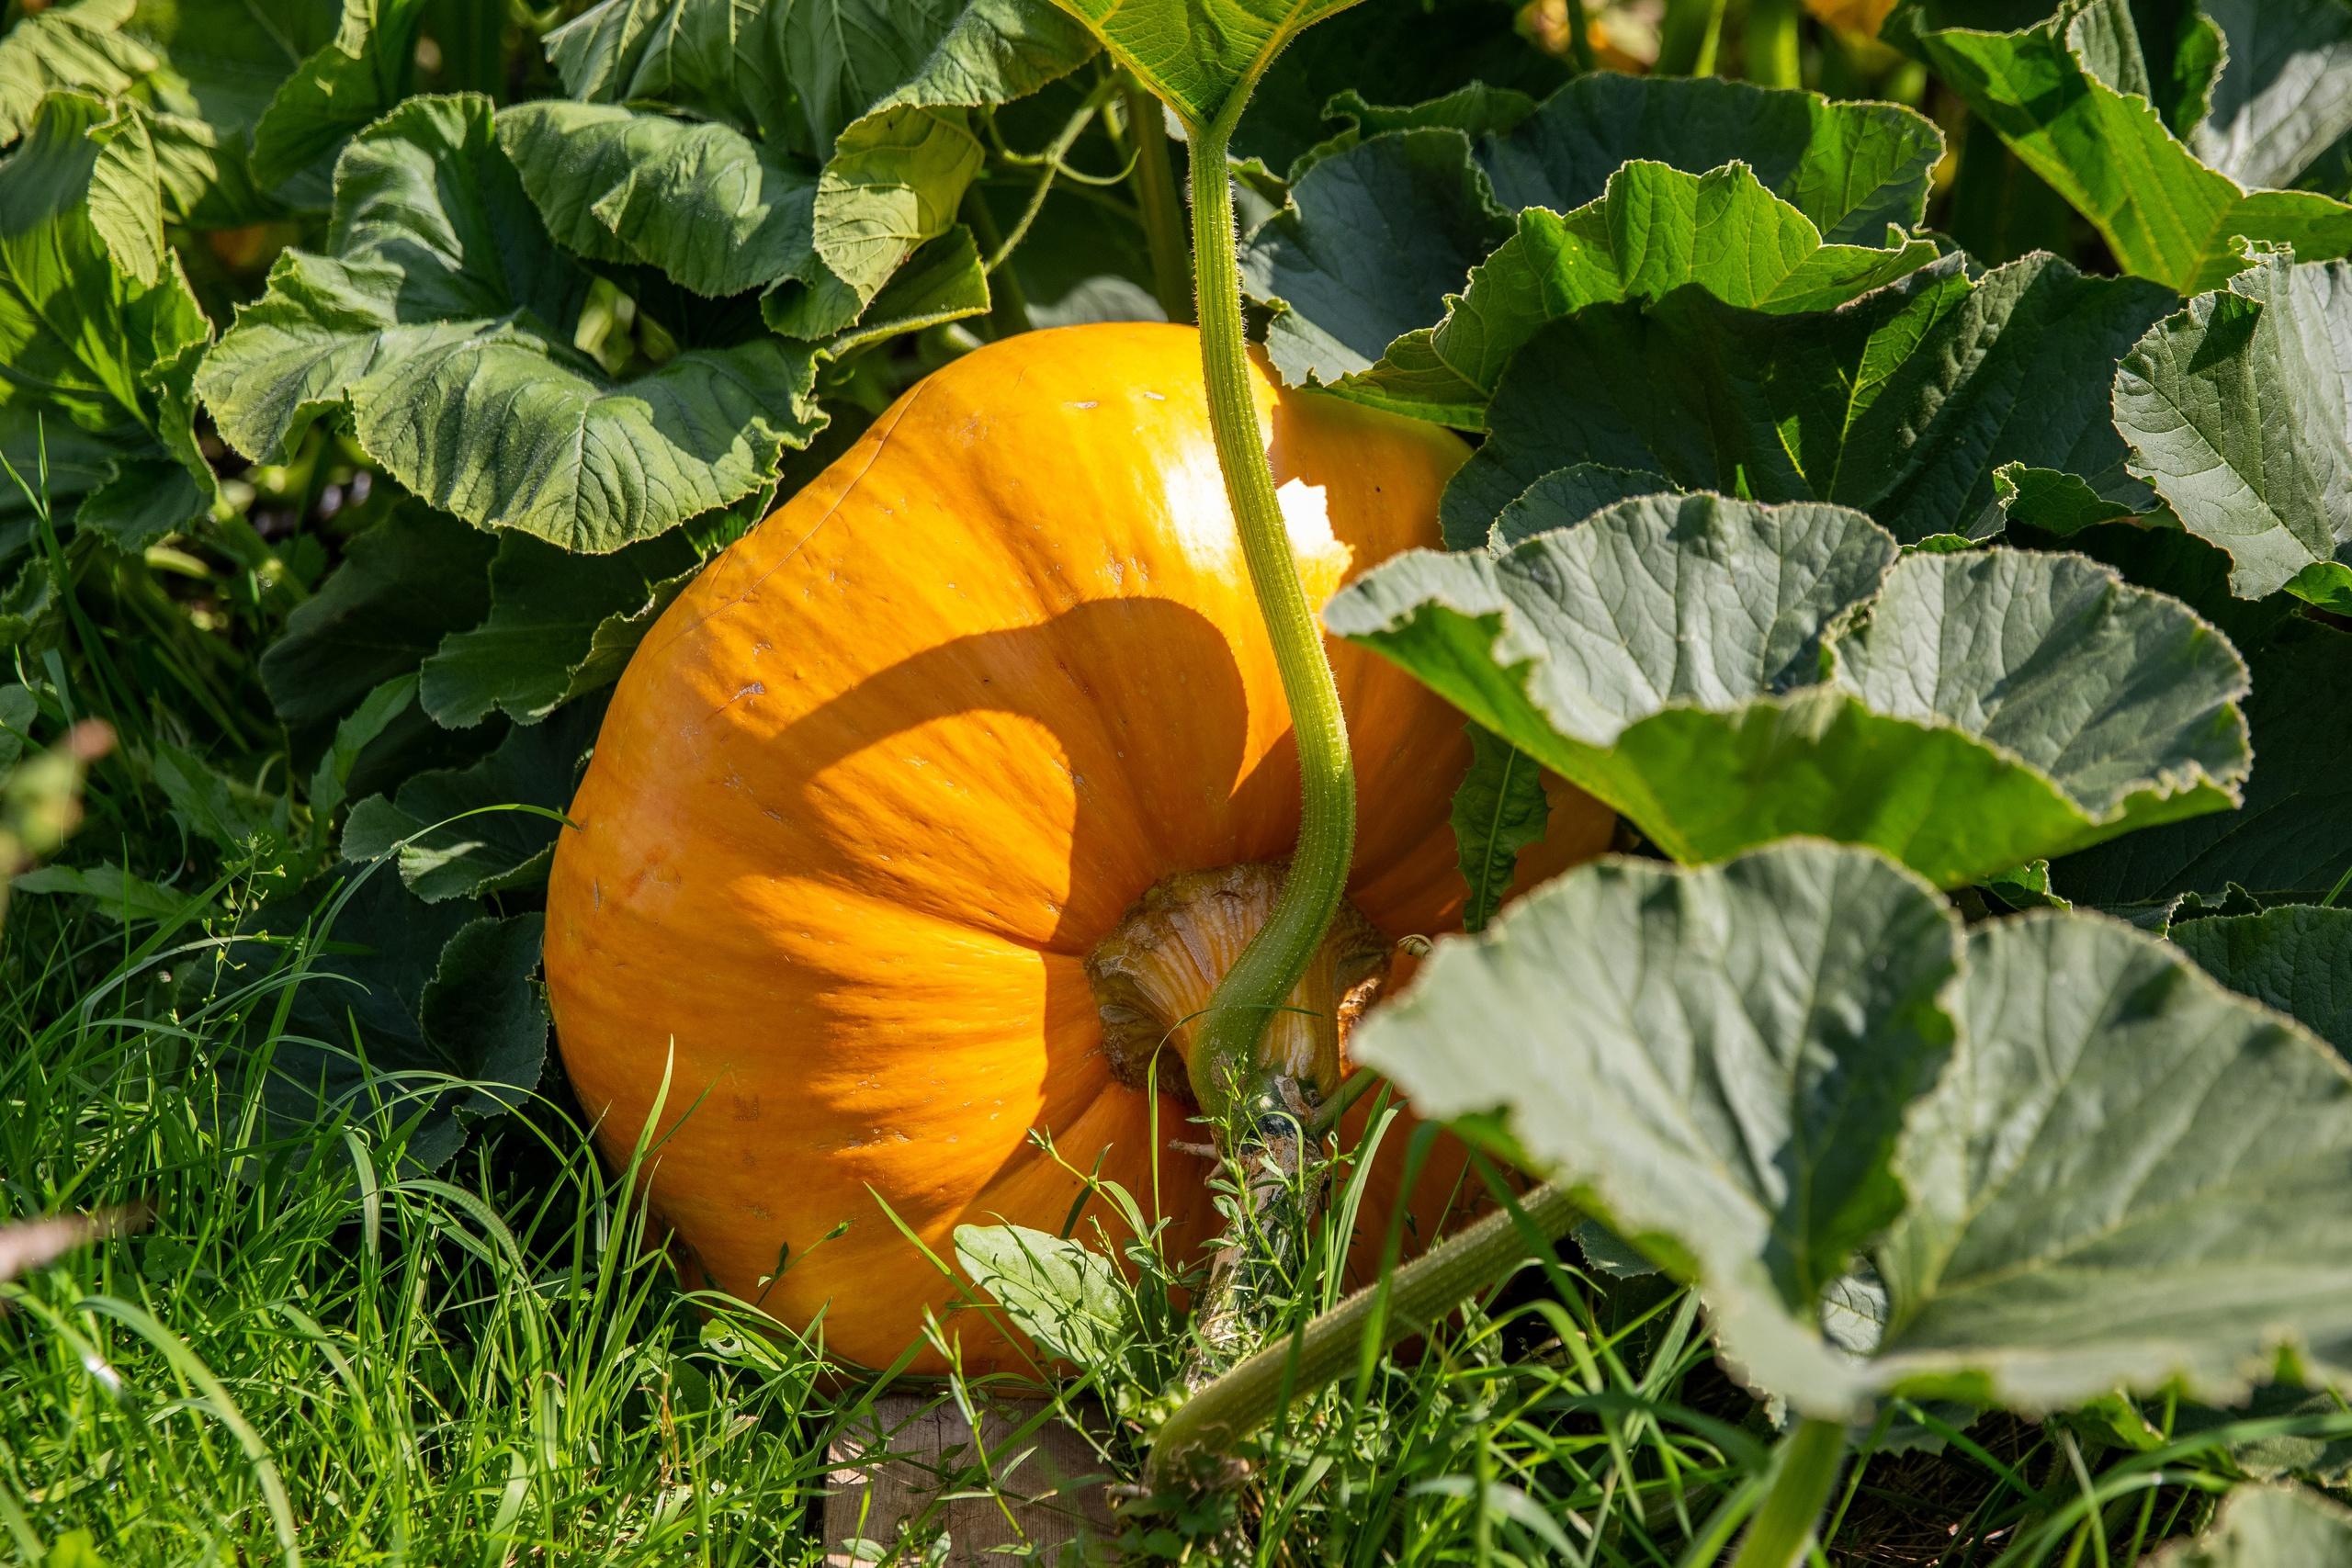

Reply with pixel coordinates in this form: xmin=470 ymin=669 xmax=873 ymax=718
xmin=544 ymin=322 xmax=1613 ymax=1373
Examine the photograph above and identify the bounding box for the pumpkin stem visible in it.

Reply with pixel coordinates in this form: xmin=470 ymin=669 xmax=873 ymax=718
xmin=1179 ymin=96 xmax=1362 ymax=1128
xmin=1085 ymin=863 xmax=1388 ymax=1101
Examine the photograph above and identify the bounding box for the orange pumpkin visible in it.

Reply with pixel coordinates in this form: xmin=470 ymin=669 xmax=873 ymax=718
xmin=544 ymin=322 xmax=1612 ymax=1373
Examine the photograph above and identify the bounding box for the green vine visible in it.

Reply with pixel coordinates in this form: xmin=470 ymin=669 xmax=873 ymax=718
xmin=1150 ymin=1181 xmax=1580 ymax=1489
xmin=1180 ymin=95 xmax=1356 ymax=1122
xmin=1726 ymin=1417 xmax=1849 ymax=1568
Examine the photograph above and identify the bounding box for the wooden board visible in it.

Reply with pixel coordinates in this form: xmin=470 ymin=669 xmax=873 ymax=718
xmin=821 ymin=1394 xmax=1122 ymax=1563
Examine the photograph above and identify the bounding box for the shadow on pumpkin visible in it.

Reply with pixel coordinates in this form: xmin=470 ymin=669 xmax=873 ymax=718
xmin=582 ymin=593 xmax=1317 ymax=1372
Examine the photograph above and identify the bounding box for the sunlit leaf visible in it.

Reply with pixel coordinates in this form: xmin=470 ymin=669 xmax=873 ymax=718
xmin=2114 ymin=252 xmax=2352 ymax=611
xmin=1907 ymin=0 xmax=2352 ymax=293
xmin=0 ymin=0 xmax=156 ymax=147
xmin=1326 ymin=493 xmax=2249 ymax=886
xmin=196 ymin=96 xmax=822 ymax=552
xmin=1045 ymin=0 xmax=1363 ymax=130
xmin=1329 ymin=159 xmax=1939 ymax=425
xmin=1363 ymin=841 xmax=2352 ymax=1421
xmin=0 ymin=92 xmax=214 ymax=621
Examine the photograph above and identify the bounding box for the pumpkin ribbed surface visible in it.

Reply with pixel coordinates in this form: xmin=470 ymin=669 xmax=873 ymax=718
xmin=544 ymin=322 xmax=1611 ymax=1373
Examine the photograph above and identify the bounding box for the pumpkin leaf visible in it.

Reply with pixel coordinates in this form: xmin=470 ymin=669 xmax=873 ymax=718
xmin=1244 ymin=73 xmax=1942 ymax=410
xmin=2188 ymin=0 xmax=2352 ymax=195
xmin=0 ymin=0 xmax=156 ymax=148
xmin=259 ymin=506 xmax=496 ymax=730
xmin=2052 ymin=524 xmax=2352 ymax=914
xmin=341 ymin=703 xmax=599 ymax=902
xmin=417 ymin=912 xmax=549 ymax=1122
xmin=246 ymin=0 xmax=436 ymax=192
xmin=227 ymin=870 xmax=524 ymax=1170
xmin=1905 ymin=0 xmax=2352 ymax=294
xmin=419 ymin=530 xmax=701 ymax=729
xmin=2174 ymin=905 xmax=2352 ymax=1062
xmin=954 ymin=1224 xmax=1136 ymax=1370
xmin=1440 ymin=254 xmax=2175 ymax=549
xmin=2114 ymin=251 xmax=2352 ymax=611
xmin=2153 ymin=1486 xmax=2352 ymax=1567
xmin=1042 ymin=0 xmax=1363 ymax=130
xmin=1866 ymin=912 xmax=2352 ymax=1416
xmin=306 ymin=675 xmax=418 ymax=831
xmin=535 ymin=0 xmax=1091 ymax=314
xmin=1324 ymin=493 xmax=2251 ymax=886
xmin=1481 ymin=73 xmax=1940 ymax=248
xmin=1326 ymin=160 xmax=1941 ymax=426
xmin=1991 ymin=462 xmax=2164 ymax=538
xmin=1362 ymin=840 xmax=2352 ymax=1422
xmin=1489 ymin=464 xmax=1672 ymax=552
xmin=1350 ymin=842 xmax=1962 ymax=1417
xmin=195 ymin=95 xmax=823 ymax=553
xmin=1243 ymin=128 xmax=1510 ymax=391
xmin=498 ymin=102 xmax=818 ymax=301
xmin=0 ymin=92 xmax=215 ymax=627
xmin=1449 ymin=725 xmax=1546 ymax=934
xmin=1229 ymin=0 xmax=1563 ymax=177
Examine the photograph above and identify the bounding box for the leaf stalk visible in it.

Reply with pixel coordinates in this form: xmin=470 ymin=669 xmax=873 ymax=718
xmin=1726 ymin=1416 xmax=1849 ymax=1568
xmin=1118 ymin=74 xmax=1193 ymax=324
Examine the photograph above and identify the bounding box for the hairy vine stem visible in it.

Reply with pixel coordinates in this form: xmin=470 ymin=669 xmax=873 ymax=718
xmin=1150 ymin=1181 xmax=1580 ymax=1491
xmin=1181 ymin=96 xmax=1355 ymax=1126
xmin=1119 ymin=74 xmax=1193 ymax=325
xmin=1725 ymin=1417 xmax=1849 ymax=1568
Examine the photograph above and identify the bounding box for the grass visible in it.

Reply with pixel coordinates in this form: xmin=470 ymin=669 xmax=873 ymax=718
xmin=9 ymin=863 xmax=2348 ymax=1567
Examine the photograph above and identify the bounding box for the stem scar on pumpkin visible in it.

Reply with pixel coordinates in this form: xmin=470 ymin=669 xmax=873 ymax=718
xmin=1085 ymin=861 xmax=1388 ymax=1105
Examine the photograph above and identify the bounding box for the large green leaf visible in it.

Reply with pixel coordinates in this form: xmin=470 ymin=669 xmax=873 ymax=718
xmin=229 ymin=870 xmax=538 ymax=1169
xmin=1351 ymin=843 xmax=1962 ymax=1411
xmin=419 ymin=529 xmax=700 ymax=728
xmin=246 ymin=0 xmax=432 ymax=190
xmin=496 ymin=102 xmax=819 ymax=300
xmin=1909 ymin=0 xmax=2352 ymax=293
xmin=1324 ymin=493 xmax=2250 ymax=886
xmin=341 ymin=703 xmax=598 ymax=902
xmin=259 ymin=505 xmax=495 ymax=729
xmin=416 ymin=911 xmax=549 ymax=1122
xmin=1869 ymin=913 xmax=2352 ymax=1415
xmin=1479 ymin=73 xmax=1941 ymax=249
xmin=1045 ymin=0 xmax=1362 ymax=130
xmin=538 ymin=0 xmax=1091 ymax=313
xmin=196 ymin=95 xmax=822 ymax=552
xmin=1360 ymin=841 xmax=2352 ymax=1422
xmin=2174 ymin=905 xmax=2352 ymax=1061
xmin=1243 ymin=73 xmax=1942 ymax=412
xmin=2114 ymin=252 xmax=2352 ymax=612
xmin=0 ymin=92 xmax=214 ymax=612
xmin=1329 ymin=160 xmax=1940 ymax=426
xmin=2191 ymin=0 xmax=2352 ymax=194
xmin=1440 ymin=254 xmax=2175 ymax=549
xmin=2153 ymin=1486 xmax=2352 ymax=1567
xmin=0 ymin=0 xmax=156 ymax=146
xmin=2052 ymin=525 xmax=2352 ymax=914
xmin=1243 ymin=128 xmax=1510 ymax=389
